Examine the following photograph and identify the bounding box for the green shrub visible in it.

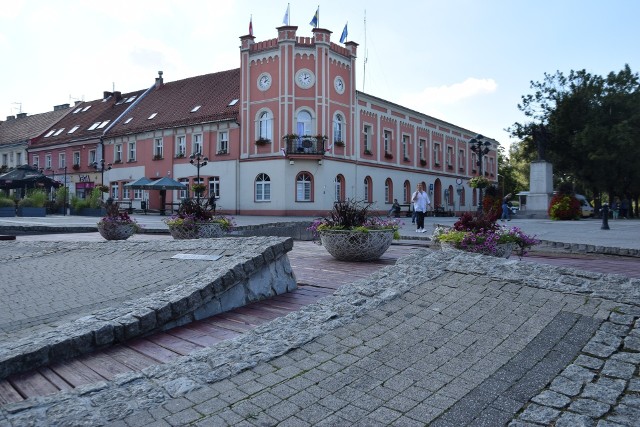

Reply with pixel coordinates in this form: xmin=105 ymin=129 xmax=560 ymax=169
xmin=18 ymin=198 xmax=35 ymax=207
xmin=0 ymin=198 xmax=15 ymax=208
xmin=88 ymin=187 xmax=103 ymax=209
xmin=55 ymin=186 xmax=69 ymax=208
xmin=25 ymin=189 xmax=47 ymax=207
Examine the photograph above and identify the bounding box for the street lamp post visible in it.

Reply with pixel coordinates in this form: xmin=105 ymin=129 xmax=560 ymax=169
xmin=60 ymin=166 xmax=67 ymax=216
xmin=92 ymin=159 xmax=112 ymax=200
xmin=189 ymin=153 xmax=208 ymax=204
xmin=469 ymin=134 xmax=491 ymax=213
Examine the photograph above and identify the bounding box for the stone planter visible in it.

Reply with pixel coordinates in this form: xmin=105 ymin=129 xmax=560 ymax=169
xmin=440 ymin=242 xmax=514 ymax=259
xmin=97 ymin=222 xmax=137 ymax=240
xmin=0 ymin=206 xmax=15 ymax=217
xmin=16 ymin=207 xmax=46 ymax=217
xmin=167 ymin=222 xmax=224 ymax=239
xmin=319 ymin=229 xmax=394 ymax=261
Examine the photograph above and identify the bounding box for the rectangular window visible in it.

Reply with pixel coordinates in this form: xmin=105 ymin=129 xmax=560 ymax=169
xmin=154 ymin=138 xmax=163 ymax=158
xmin=192 ymin=134 xmax=203 ymax=155
xmin=419 ymin=139 xmax=425 ymax=160
xmin=73 ymin=152 xmax=80 ymax=166
xmin=384 ymin=131 xmax=391 ymax=153
xmin=363 ymin=125 xmax=371 ymax=152
xmin=472 ymin=153 xmax=477 ymax=171
xmin=218 ymin=131 xmax=228 ymax=154
xmin=111 ymin=183 xmax=119 ymax=200
xmin=458 ymin=148 xmax=465 ymax=170
xmin=179 ymin=179 xmax=189 ymax=199
xmin=134 ymin=189 xmax=143 ymax=200
xmin=2 ymin=154 xmax=7 ymax=166
xmin=128 ymin=142 xmax=136 ymax=162
xmin=33 ymin=156 xmax=39 ymax=169
xmin=433 ymin=143 xmax=441 ymax=165
xmin=446 ymin=146 xmax=453 ymax=167
xmin=59 ymin=153 xmax=66 ymax=169
xmin=123 ymin=186 xmax=130 ymax=200
xmin=296 ymin=181 xmax=311 ymax=201
xmin=256 ymin=181 xmax=271 ymax=201
xmin=402 ymin=135 xmax=409 ymax=160
xmin=16 ymin=152 xmax=22 ymax=165
xmin=115 ymin=144 xmax=123 ymax=162
xmin=45 ymin=154 xmax=52 ymax=169
xmin=89 ymin=150 xmax=96 ymax=166
xmin=209 ymin=176 xmax=220 ymax=198
xmin=176 ymin=135 xmax=186 ymax=157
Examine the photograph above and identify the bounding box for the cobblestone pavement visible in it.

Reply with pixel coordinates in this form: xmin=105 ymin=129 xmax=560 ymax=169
xmin=1 ymin=248 xmax=638 ymax=426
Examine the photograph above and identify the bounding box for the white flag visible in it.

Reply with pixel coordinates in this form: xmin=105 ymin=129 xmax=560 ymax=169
xmin=282 ymin=4 xmax=290 ymax=25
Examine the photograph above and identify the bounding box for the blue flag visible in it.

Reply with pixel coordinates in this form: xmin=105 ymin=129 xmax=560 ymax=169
xmin=309 ymin=7 xmax=318 ymax=27
xmin=340 ymin=23 xmax=348 ymax=43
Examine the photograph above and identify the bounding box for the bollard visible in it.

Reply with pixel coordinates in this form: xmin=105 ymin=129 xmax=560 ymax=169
xmin=601 ymin=203 xmax=610 ymax=230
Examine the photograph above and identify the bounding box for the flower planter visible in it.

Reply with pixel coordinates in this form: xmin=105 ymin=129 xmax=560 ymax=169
xmin=97 ymin=223 xmax=137 ymax=240
xmin=17 ymin=207 xmax=46 ymax=217
xmin=167 ymin=222 xmax=224 ymax=239
xmin=319 ymin=229 xmax=394 ymax=261
xmin=0 ymin=207 xmax=15 ymax=217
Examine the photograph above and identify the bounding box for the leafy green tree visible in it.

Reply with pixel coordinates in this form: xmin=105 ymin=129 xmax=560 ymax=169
xmin=508 ymin=65 xmax=640 ymax=215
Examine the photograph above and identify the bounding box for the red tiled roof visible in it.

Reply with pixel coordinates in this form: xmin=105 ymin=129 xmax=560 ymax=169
xmin=107 ymin=69 xmax=241 ymax=138
xmin=0 ymin=108 xmax=72 ymax=146
xmin=30 ymin=90 xmax=147 ymax=148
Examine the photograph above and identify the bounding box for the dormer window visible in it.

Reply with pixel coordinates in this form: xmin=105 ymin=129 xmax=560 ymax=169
xmin=88 ymin=122 xmax=100 ymax=130
xmin=148 ymin=113 xmax=157 ymax=119
xmin=44 ymin=130 xmax=55 ymax=137
xmin=126 ymin=96 xmax=137 ymax=103
xmin=68 ymin=125 xmax=80 ymax=134
xmin=97 ymin=120 xmax=110 ymax=129
xmin=124 ymin=117 xmax=133 ymax=124
xmin=228 ymin=99 xmax=239 ymax=106
xmin=191 ymin=105 xmax=201 ymax=112
xmin=53 ymin=128 xmax=65 ymax=136
xmin=73 ymin=108 xmax=82 ymax=114
xmin=82 ymin=105 xmax=91 ymax=112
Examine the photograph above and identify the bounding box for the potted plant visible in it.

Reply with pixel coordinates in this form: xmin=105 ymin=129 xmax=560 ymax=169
xmin=432 ymin=212 xmax=539 ymax=258
xmin=468 ymin=176 xmax=490 ymax=189
xmin=17 ymin=189 xmax=47 ymax=217
xmin=191 ymin=183 xmax=206 ymax=197
xmin=164 ymin=198 xmax=234 ymax=239
xmin=152 ymin=154 xmax=163 ymax=160
xmin=333 ymin=140 xmax=345 ymax=147
xmin=308 ymin=199 xmax=400 ymax=261
xmin=384 ymin=152 xmax=394 ymax=159
xmin=364 ymin=149 xmax=372 ymax=155
xmin=0 ymin=195 xmax=15 ymax=217
xmin=420 ymin=159 xmax=427 ymax=166
xmin=255 ymin=138 xmax=271 ymax=145
xmin=97 ymin=200 xmax=139 ymax=240
xmin=53 ymin=186 xmax=69 ymax=215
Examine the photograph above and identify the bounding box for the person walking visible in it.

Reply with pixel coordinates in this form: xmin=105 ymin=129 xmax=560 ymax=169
xmin=412 ymin=183 xmax=431 ymax=232
xmin=611 ymin=198 xmax=620 ymax=220
xmin=501 ymin=193 xmax=512 ymax=222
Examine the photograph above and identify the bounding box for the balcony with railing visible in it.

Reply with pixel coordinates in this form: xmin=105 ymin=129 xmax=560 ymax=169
xmin=282 ymin=135 xmax=327 ymax=157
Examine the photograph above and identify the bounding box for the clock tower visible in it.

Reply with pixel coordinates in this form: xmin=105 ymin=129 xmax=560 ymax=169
xmin=239 ymin=25 xmax=358 ymax=159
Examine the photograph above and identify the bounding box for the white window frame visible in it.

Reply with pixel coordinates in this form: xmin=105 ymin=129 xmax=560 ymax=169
xmin=218 ymin=131 xmax=229 ymax=154
xmin=458 ymin=148 xmax=465 ymax=170
xmin=255 ymin=173 xmax=271 ymax=202
xmin=89 ymin=150 xmax=96 ymax=166
xmin=419 ymin=139 xmax=425 ymax=160
xmin=73 ymin=152 xmax=80 ymax=166
xmin=446 ymin=146 xmax=453 ymax=166
xmin=33 ymin=156 xmax=40 ymax=169
xmin=153 ymin=138 xmax=163 ymax=158
xmin=333 ymin=114 xmax=344 ymax=143
xmin=363 ymin=125 xmax=371 ymax=152
xmin=115 ymin=144 xmax=123 ymax=162
xmin=45 ymin=154 xmax=52 ymax=169
xmin=384 ymin=130 xmax=391 ymax=154
xmin=258 ymin=111 xmax=273 ymax=141
xmin=192 ymin=134 xmax=203 ymax=155
xmin=296 ymin=110 xmax=313 ymax=136
xmin=402 ymin=135 xmax=409 ymax=160
xmin=134 ymin=189 xmax=143 ymax=200
xmin=111 ymin=182 xmax=119 ymax=200
xmin=209 ymin=176 xmax=220 ymax=198
xmin=59 ymin=153 xmax=66 ymax=169
xmin=433 ymin=143 xmax=441 ymax=165
xmin=296 ymin=173 xmax=312 ymax=202
xmin=178 ymin=178 xmax=189 ymax=199
xmin=123 ymin=186 xmax=130 ymax=200
xmin=176 ymin=135 xmax=186 ymax=157
xmin=128 ymin=141 xmax=136 ymax=162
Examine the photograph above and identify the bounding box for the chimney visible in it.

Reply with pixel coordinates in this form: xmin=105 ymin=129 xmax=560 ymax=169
xmin=114 ymin=91 xmax=122 ymax=101
xmin=155 ymin=71 xmax=164 ymax=89
xmin=16 ymin=113 xmax=27 ymax=119
xmin=74 ymin=100 xmax=82 ymax=106
xmin=53 ymin=104 xmax=70 ymax=111
xmin=6 ymin=115 xmax=15 ymax=121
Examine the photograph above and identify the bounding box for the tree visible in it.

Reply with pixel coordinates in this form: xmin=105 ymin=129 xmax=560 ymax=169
xmin=508 ymin=65 xmax=640 ymax=215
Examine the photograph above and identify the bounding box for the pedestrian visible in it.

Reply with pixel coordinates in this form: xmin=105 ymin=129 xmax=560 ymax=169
xmin=501 ymin=193 xmax=512 ymax=222
xmin=620 ymin=198 xmax=629 ymax=219
xmin=412 ymin=183 xmax=431 ymax=232
xmin=388 ymin=199 xmax=401 ymax=217
xmin=611 ymin=198 xmax=620 ymax=220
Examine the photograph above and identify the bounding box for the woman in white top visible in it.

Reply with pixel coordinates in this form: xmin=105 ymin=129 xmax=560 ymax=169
xmin=412 ymin=183 xmax=431 ymax=232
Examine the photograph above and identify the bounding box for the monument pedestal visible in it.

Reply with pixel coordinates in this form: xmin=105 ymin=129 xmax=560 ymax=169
xmin=525 ymin=161 xmax=553 ymax=218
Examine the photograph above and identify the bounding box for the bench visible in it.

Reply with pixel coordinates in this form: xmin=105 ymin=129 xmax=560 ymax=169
xmin=116 ymin=201 xmax=133 ymax=214
xmin=432 ymin=206 xmax=455 ymax=217
xmin=397 ymin=204 xmax=413 ymax=218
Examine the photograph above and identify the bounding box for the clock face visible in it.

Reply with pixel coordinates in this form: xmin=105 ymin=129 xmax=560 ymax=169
xmin=334 ymin=76 xmax=345 ymax=94
xmin=295 ymin=69 xmax=315 ymax=89
xmin=257 ymin=73 xmax=272 ymax=91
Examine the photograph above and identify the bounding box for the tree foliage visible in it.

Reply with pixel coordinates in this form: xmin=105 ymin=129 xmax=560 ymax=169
xmin=507 ymin=65 xmax=640 ymax=210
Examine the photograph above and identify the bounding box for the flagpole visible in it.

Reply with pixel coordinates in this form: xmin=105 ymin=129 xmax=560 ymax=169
xmin=363 ymin=10 xmax=368 ymax=91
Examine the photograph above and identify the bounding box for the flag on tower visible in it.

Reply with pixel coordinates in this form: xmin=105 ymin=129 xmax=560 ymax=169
xmin=282 ymin=3 xmax=290 ymax=25
xmin=309 ymin=7 xmax=319 ymax=28
xmin=249 ymin=16 xmax=253 ymax=36
xmin=340 ymin=22 xmax=348 ymax=43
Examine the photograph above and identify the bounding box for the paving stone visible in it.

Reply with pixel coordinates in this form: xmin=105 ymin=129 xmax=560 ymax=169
xmin=531 ymin=390 xmax=571 ymax=408
xmin=606 ymin=403 xmax=640 ymax=426
xmin=609 ymin=313 xmax=635 ymax=326
xmin=555 ymin=412 xmax=596 ymax=427
xmin=582 ymin=382 xmax=625 ymax=405
xmin=602 ymin=359 xmax=636 ymax=379
xmin=575 ymin=354 xmax=605 ymax=370
xmin=583 ymin=341 xmax=618 ymax=358
xmin=518 ymin=403 xmax=560 ymax=424
xmin=569 ymin=398 xmax=611 ymax=418
xmin=561 ymin=364 xmax=597 ymax=383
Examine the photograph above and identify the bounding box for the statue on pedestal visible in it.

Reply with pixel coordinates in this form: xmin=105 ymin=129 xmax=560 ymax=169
xmin=532 ymin=124 xmax=550 ymax=161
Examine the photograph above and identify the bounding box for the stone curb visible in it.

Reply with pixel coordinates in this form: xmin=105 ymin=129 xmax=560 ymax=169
xmin=0 ymin=236 xmax=295 ymax=381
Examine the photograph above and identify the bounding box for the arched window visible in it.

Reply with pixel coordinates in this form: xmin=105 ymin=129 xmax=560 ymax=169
xmin=258 ymin=111 xmax=273 ymax=141
xmin=296 ymin=172 xmax=312 ymax=202
xmin=459 ymin=187 xmax=466 ymax=206
xmin=255 ymin=173 xmax=271 ymax=202
xmin=334 ymin=175 xmax=345 ymax=202
xmin=296 ymin=110 xmax=313 ymax=136
xmin=472 ymin=188 xmax=478 ymax=208
xmin=385 ymin=178 xmax=393 ymax=203
xmin=333 ymin=114 xmax=343 ymax=143
xmin=364 ymin=176 xmax=372 ymax=203
xmin=403 ymin=180 xmax=411 ymax=203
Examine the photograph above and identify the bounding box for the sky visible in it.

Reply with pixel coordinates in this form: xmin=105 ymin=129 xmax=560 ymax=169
xmin=1 ymin=0 xmax=639 ymax=150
